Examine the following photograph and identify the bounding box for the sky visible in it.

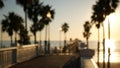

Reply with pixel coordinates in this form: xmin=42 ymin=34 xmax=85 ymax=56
xmin=0 ymin=0 xmax=120 ymax=42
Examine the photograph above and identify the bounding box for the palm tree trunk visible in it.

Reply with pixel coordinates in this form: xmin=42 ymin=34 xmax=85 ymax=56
xmin=59 ymin=30 xmax=61 ymax=46
xmin=97 ymin=28 xmax=100 ymax=66
xmin=86 ymin=37 xmax=88 ymax=49
xmin=39 ymin=31 xmax=42 ymax=53
xmin=102 ymin=23 xmax=105 ymax=68
xmin=63 ymin=32 xmax=67 ymax=53
xmin=44 ymin=25 xmax=47 ymax=54
xmin=34 ymin=32 xmax=36 ymax=44
xmin=11 ymin=36 xmax=13 ymax=47
xmin=15 ymin=32 xmax=17 ymax=46
xmin=108 ymin=17 xmax=111 ymax=68
xmin=25 ymin=9 xmax=27 ymax=31
xmin=64 ymin=33 xmax=66 ymax=46
xmin=39 ymin=31 xmax=41 ymax=46
xmin=108 ymin=18 xmax=110 ymax=40
xmin=48 ymin=24 xmax=50 ymax=54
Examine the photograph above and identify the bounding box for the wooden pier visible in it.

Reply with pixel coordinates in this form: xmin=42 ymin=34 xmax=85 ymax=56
xmin=0 ymin=40 xmax=98 ymax=68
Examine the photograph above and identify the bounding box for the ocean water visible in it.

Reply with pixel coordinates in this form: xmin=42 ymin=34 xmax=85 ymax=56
xmin=0 ymin=41 xmax=67 ymax=48
xmin=88 ymin=41 xmax=120 ymax=63
xmin=0 ymin=40 xmax=120 ymax=63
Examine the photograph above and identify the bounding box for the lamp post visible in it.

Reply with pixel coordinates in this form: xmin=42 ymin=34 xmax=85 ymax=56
xmin=47 ymin=11 xmax=51 ymax=54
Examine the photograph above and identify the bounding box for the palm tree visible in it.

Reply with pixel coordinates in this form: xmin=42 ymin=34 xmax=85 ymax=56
xmin=37 ymin=19 xmax=44 ymax=53
xmin=27 ymin=1 xmax=43 ymax=44
xmin=102 ymin=0 xmax=119 ymax=68
xmin=1 ymin=15 xmax=14 ymax=46
xmin=18 ymin=24 xmax=30 ymax=45
xmin=91 ymin=3 xmax=105 ymax=66
xmin=62 ymin=23 xmax=69 ymax=53
xmin=38 ymin=19 xmax=44 ymax=46
xmin=1 ymin=12 xmax=23 ymax=46
xmin=0 ymin=0 xmax=4 ymax=9
xmin=0 ymin=0 xmax=4 ymax=47
xmin=83 ymin=21 xmax=91 ymax=49
xmin=30 ymin=24 xmax=38 ymax=43
xmin=16 ymin=0 xmax=36 ymax=30
xmin=40 ymin=5 xmax=55 ymax=54
xmin=101 ymin=0 xmax=119 ymax=43
xmin=7 ymin=12 xmax=24 ymax=45
xmin=12 ymin=13 xmax=23 ymax=45
xmin=91 ymin=0 xmax=119 ymax=67
xmin=16 ymin=0 xmax=35 ymax=45
xmin=91 ymin=1 xmax=106 ymax=66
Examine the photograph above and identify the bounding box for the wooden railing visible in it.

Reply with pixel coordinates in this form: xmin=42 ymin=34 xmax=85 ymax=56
xmin=0 ymin=44 xmax=40 ymax=68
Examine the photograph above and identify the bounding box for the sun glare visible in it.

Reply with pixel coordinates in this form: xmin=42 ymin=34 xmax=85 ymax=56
xmin=104 ymin=13 xmax=118 ymax=29
xmin=109 ymin=13 xmax=117 ymax=23
xmin=104 ymin=39 xmax=116 ymax=62
xmin=97 ymin=39 xmax=119 ymax=63
xmin=105 ymin=39 xmax=115 ymax=53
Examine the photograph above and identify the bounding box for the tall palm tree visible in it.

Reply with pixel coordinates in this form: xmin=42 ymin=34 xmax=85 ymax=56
xmin=91 ymin=1 xmax=106 ymax=66
xmin=12 ymin=13 xmax=23 ymax=45
xmin=91 ymin=3 xmax=104 ymax=66
xmin=16 ymin=0 xmax=35 ymax=45
xmin=0 ymin=0 xmax=4 ymax=47
xmin=40 ymin=5 xmax=55 ymax=54
xmin=18 ymin=24 xmax=30 ymax=45
xmin=30 ymin=24 xmax=38 ymax=43
xmin=1 ymin=15 xmax=14 ymax=46
xmin=1 ymin=12 xmax=23 ymax=46
xmin=91 ymin=0 xmax=119 ymax=67
xmin=27 ymin=1 xmax=43 ymax=44
xmin=16 ymin=0 xmax=36 ymax=30
xmin=37 ymin=19 xmax=44 ymax=54
xmin=62 ymin=23 xmax=69 ymax=53
xmin=38 ymin=19 xmax=44 ymax=46
xmin=102 ymin=0 xmax=119 ymax=68
xmin=83 ymin=21 xmax=91 ymax=49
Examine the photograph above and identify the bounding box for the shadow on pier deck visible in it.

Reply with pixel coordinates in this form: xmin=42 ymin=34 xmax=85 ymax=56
xmin=10 ymin=54 xmax=80 ymax=68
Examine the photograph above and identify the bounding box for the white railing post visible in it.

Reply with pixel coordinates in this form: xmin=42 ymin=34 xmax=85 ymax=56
xmin=12 ymin=49 xmax=17 ymax=63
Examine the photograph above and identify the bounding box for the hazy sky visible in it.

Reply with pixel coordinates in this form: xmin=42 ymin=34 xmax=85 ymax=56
xmin=0 ymin=0 xmax=120 ymax=41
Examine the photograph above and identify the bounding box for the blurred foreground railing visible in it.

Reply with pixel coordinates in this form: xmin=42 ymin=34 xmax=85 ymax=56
xmin=80 ymin=57 xmax=98 ymax=68
xmin=0 ymin=44 xmax=40 ymax=68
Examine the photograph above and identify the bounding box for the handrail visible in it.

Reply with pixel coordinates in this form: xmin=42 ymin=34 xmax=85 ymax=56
xmin=0 ymin=47 xmax=17 ymax=51
xmin=0 ymin=44 xmax=40 ymax=68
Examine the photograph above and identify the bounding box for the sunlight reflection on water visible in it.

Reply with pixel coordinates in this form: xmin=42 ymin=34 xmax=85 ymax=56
xmin=93 ymin=52 xmax=120 ymax=63
xmin=91 ymin=40 xmax=120 ymax=63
